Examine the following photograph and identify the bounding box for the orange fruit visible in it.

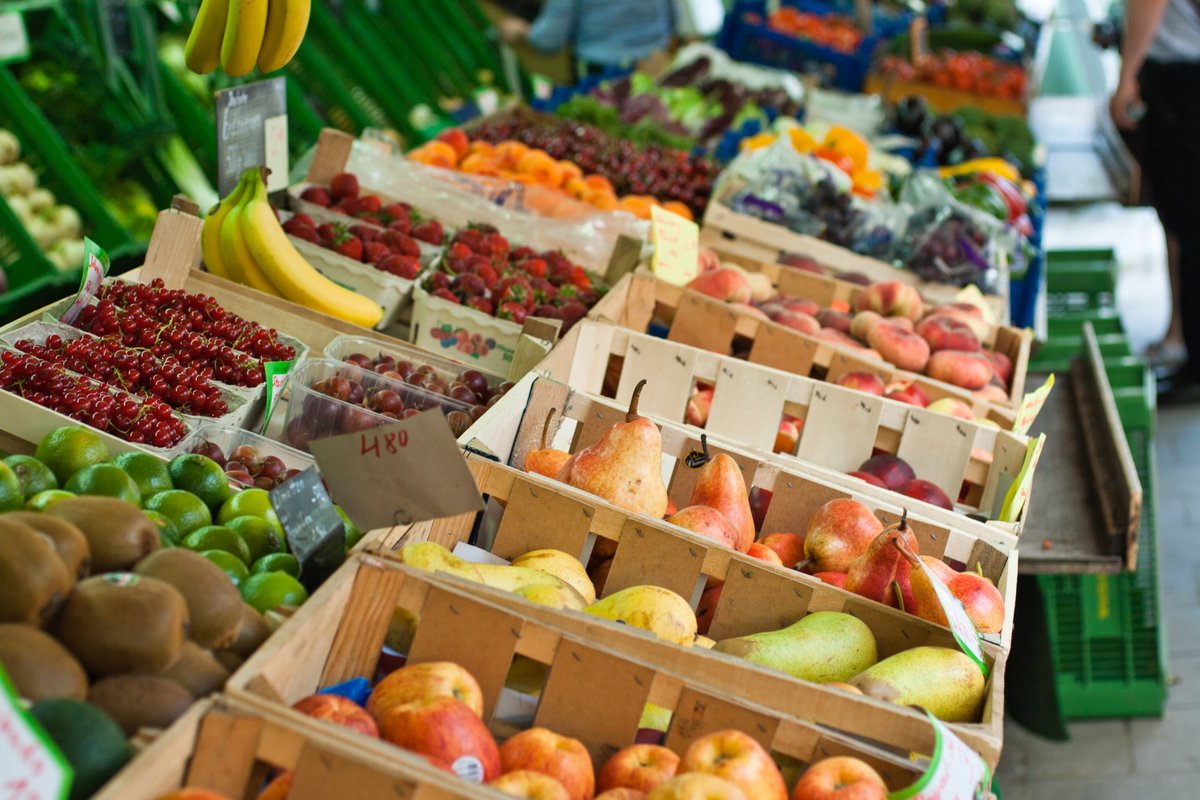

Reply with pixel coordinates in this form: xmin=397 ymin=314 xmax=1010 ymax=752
xmin=156 ymin=790 xmax=235 ymax=800
xmin=460 ymin=153 xmax=501 ymax=176
xmin=558 ymin=160 xmax=583 ymax=182
xmin=435 ymin=128 xmax=470 ymax=159
xmin=662 ymin=201 xmax=694 ymax=221
xmin=495 ymin=140 xmax=530 ymax=168
xmin=584 ymin=174 xmax=614 ymax=194
xmin=468 ymin=140 xmax=497 ymax=158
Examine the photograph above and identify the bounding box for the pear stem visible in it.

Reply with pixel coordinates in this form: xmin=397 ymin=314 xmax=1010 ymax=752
xmin=699 ymin=433 xmax=710 ymax=466
xmin=794 ymin=558 xmax=814 ymax=573
xmin=627 ymin=379 xmax=647 ymax=422
xmin=540 ymin=408 xmax=557 ymax=450
xmin=890 ymin=534 xmax=921 ymax=567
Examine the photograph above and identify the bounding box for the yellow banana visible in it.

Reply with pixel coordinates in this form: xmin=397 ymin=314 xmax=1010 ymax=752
xmin=240 ymin=175 xmax=384 ymax=328
xmin=257 ymin=0 xmax=310 ymax=73
xmin=201 ymin=175 xmax=249 ymax=280
xmin=220 ymin=172 xmax=281 ymax=296
xmin=184 ymin=0 xmax=229 ymax=74
xmin=221 ymin=0 xmax=270 ymax=77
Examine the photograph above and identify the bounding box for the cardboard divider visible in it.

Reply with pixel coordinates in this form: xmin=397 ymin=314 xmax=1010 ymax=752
xmin=225 ymin=553 xmax=949 ymax=784
xmin=535 ymin=320 xmax=1034 ymax=530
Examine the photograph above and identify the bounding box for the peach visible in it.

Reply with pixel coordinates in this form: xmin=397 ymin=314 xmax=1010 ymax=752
xmin=942 ymin=301 xmax=985 ymax=318
xmin=686 ymin=268 xmax=751 ymax=304
xmin=982 ymin=349 xmax=1013 ymax=385
xmin=835 ymin=270 xmax=872 ymax=286
xmin=780 ymin=253 xmax=823 ymax=273
xmin=868 ymin=323 xmax=931 ymax=372
xmin=854 ymin=281 xmax=924 ymax=321
xmin=816 ymin=308 xmax=852 ymax=334
xmin=925 ymin=307 xmax=989 ymax=342
xmin=973 ymin=383 xmax=1010 ymax=403
xmin=849 ymin=310 xmax=884 ymax=342
xmin=883 ymin=380 xmax=930 ymax=408
xmin=857 ymin=454 xmax=915 ymax=490
xmin=774 ymin=417 xmax=801 ymax=454
xmin=916 ymin=315 xmax=980 ymax=353
xmin=771 ymin=310 xmax=821 ymax=335
xmin=814 ymin=328 xmax=865 ymax=350
xmin=897 ymin=479 xmax=953 ymax=510
xmin=733 ymin=303 xmax=769 ymax=321
xmin=847 ymin=470 xmax=887 ymax=489
xmin=927 ymin=350 xmax=994 ymax=390
xmin=697 ymin=247 xmax=721 ymax=274
xmin=927 ymin=397 xmax=975 ymax=421
xmin=779 ymin=296 xmax=822 ymax=317
xmin=836 ymin=371 xmax=885 ymax=396
xmin=597 ymin=791 xmax=647 ymax=800
xmin=746 ymin=543 xmax=784 ymax=566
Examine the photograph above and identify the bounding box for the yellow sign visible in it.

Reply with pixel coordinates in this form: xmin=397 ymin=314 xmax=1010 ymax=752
xmin=650 ymin=204 xmax=700 ymax=286
xmin=1012 ymin=374 xmax=1054 ymax=435
xmin=1000 ymin=433 xmax=1046 ymax=522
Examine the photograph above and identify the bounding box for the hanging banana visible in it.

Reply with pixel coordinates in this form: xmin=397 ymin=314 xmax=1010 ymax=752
xmin=185 ymin=0 xmax=308 ymax=76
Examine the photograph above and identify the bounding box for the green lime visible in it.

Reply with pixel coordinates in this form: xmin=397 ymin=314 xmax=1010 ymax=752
xmin=110 ymin=452 xmax=172 ymax=501
xmin=0 ymin=462 xmax=23 ymax=512
xmin=143 ymin=490 xmax=213 ymax=538
xmin=142 ymin=509 xmax=180 ymax=547
xmin=184 ymin=525 xmax=252 ymax=565
xmin=35 ymin=426 xmax=110 ymax=484
xmin=241 ymin=571 xmax=307 ymax=613
xmin=3 ymin=455 xmax=58 ymax=500
xmin=202 ymin=549 xmax=251 ymax=586
xmin=225 ymin=515 xmax=284 ymax=563
xmin=25 ymin=489 xmax=74 ymax=511
xmin=217 ymin=488 xmax=283 ymax=535
xmin=168 ymin=453 xmax=234 ymax=512
xmin=336 ymin=505 xmax=363 ymax=550
xmin=64 ymin=463 xmax=141 ymax=506
xmin=251 ymin=552 xmax=300 ymax=578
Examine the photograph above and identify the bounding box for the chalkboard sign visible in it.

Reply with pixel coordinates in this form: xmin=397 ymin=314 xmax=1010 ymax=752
xmin=215 ymin=78 xmax=288 ymax=196
xmin=269 ymin=467 xmax=345 ymax=593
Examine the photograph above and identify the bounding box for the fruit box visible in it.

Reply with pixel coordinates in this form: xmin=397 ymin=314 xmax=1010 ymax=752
xmin=538 ymin=319 xmax=1037 ymax=527
xmin=90 ymin=695 xmax=503 ymax=800
xmin=409 ymin=283 xmax=524 ymax=374
xmin=323 ymin=333 xmax=508 ymax=389
xmin=863 ymin=74 xmax=1028 ymax=117
xmin=224 ymin=552 xmax=942 ymax=785
xmin=701 ymin=200 xmax=1009 ymax=320
xmin=588 ymin=270 xmax=1025 ymax=425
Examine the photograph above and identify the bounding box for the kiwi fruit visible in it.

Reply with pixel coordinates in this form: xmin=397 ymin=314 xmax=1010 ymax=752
xmin=0 ymin=517 xmax=73 ymax=626
xmin=86 ymin=674 xmax=193 ymax=736
xmin=2 ymin=511 xmax=90 ymax=580
xmin=159 ymin=640 xmax=229 ymax=698
xmin=212 ymin=650 xmax=245 ymax=673
xmin=226 ymin=602 xmax=271 ymax=658
xmin=55 ymin=573 xmax=189 ymax=676
xmin=0 ymin=623 xmax=88 ymax=701
xmin=46 ymin=496 xmax=159 ymax=572
xmin=133 ymin=549 xmax=243 ymax=650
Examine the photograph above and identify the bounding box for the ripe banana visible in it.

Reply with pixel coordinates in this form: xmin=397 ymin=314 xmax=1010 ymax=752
xmin=257 ymin=0 xmax=310 ymax=73
xmin=220 ymin=173 xmax=281 ymax=296
xmin=184 ymin=0 xmax=229 ymax=75
xmin=221 ymin=0 xmax=270 ymax=77
xmin=201 ymin=175 xmax=249 ymax=281
xmin=240 ymin=177 xmax=385 ymax=328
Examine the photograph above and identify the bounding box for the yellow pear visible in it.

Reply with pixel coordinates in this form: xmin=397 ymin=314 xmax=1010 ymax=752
xmin=512 ymin=581 xmax=588 ymax=611
xmin=694 ymin=635 xmax=716 ymax=649
xmin=849 ymin=646 xmax=986 ymax=723
xmin=585 ymin=585 xmax=697 ymax=645
xmin=511 ymin=549 xmax=596 ymax=604
xmin=398 ymin=542 xmax=483 ymax=582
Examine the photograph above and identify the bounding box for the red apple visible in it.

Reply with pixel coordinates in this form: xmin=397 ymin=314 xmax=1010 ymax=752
xmin=757 ymin=533 xmax=805 ymax=568
xmin=376 ymin=697 xmax=500 ymax=782
xmin=647 ymin=774 xmax=747 ymax=799
xmin=813 ymin=571 xmax=847 ymax=588
xmin=292 ymin=694 xmax=379 ymax=738
xmin=748 ymin=487 xmax=773 ymax=531
xmin=835 ymin=372 xmax=885 ymax=396
xmin=746 ymin=543 xmax=784 ymax=566
xmin=897 ymin=479 xmax=954 ymax=510
xmin=490 ymin=770 xmax=571 ymax=800
xmin=791 ymin=756 xmax=887 ymax=800
xmin=846 ymin=471 xmax=887 ymax=489
xmin=883 ymin=380 xmax=930 ymax=408
xmin=946 ymin=570 xmax=1005 ymax=634
xmin=681 ymin=730 xmax=786 ymax=800
xmin=598 ymin=744 xmax=680 ymax=793
xmin=499 ymin=728 xmax=595 ymax=800
xmin=856 ymin=455 xmax=915 ymax=491
xmin=367 ymin=661 xmax=484 ymax=718
xmin=803 ymin=499 xmax=883 ymax=573
xmin=774 ymin=417 xmax=802 ymax=455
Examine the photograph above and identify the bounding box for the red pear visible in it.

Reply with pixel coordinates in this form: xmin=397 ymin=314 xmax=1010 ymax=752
xmin=688 ymin=436 xmax=755 ymax=551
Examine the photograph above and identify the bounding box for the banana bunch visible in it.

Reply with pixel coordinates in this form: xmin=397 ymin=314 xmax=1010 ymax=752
xmin=202 ymin=169 xmax=384 ymax=328
xmin=185 ymin=0 xmax=310 ymax=76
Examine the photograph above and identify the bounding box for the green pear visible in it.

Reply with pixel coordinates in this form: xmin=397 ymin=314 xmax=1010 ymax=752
xmin=712 ymin=611 xmax=878 ymax=683
xmin=585 ymin=585 xmax=697 ymax=645
xmin=849 ymin=646 xmax=986 ymax=723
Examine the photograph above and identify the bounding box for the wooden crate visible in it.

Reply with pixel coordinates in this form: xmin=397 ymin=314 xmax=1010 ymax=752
xmin=92 ymin=696 xmax=504 ymax=800
xmin=588 ymin=272 xmax=1030 ymax=424
xmin=538 ymin=319 xmax=1036 ymax=526
xmin=700 ymin=201 xmax=1009 ymax=320
xmin=864 ymin=75 xmax=1027 ymax=117
xmin=225 ymin=552 xmax=948 ymax=785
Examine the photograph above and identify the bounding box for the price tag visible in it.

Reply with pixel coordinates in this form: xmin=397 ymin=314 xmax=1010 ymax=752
xmin=473 ymin=87 xmax=500 ymax=116
xmin=913 ymin=557 xmax=988 ymax=675
xmin=261 ymin=360 xmax=295 ymax=430
xmin=530 ymin=73 xmax=555 ymax=102
xmin=58 ymin=239 xmax=109 ymax=325
xmin=0 ymin=665 xmax=72 ymax=800
xmin=308 ymin=411 xmax=485 ymax=532
xmin=650 ymin=205 xmax=700 ymax=286
xmin=215 ymin=78 xmax=287 ymax=196
xmin=890 ymin=713 xmax=991 ymax=800
xmin=0 ymin=12 xmax=29 ymax=64
xmin=268 ymin=467 xmax=344 ymax=593
xmin=1012 ymin=375 xmax=1054 ymax=435
xmin=1000 ymin=433 xmax=1045 ymax=522
xmin=263 ymin=114 xmax=289 ymax=193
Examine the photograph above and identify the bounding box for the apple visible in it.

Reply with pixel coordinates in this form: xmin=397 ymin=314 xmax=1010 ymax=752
xmin=292 ymin=694 xmax=379 ymax=738
xmin=897 ymin=479 xmax=953 ymax=510
xmin=757 ymin=533 xmax=805 ymax=568
xmin=597 ymin=790 xmax=648 ymax=800
xmin=846 ymin=471 xmax=887 ymax=489
xmin=647 ymin=774 xmax=747 ymax=799
xmin=746 ymin=543 xmax=784 ymax=566
xmin=856 ymin=455 xmax=915 ymax=491
xmin=598 ymin=744 xmax=680 ymax=793
xmin=367 ymin=661 xmax=484 ymax=718
xmin=499 ymin=728 xmax=595 ymax=800
xmin=489 ymin=770 xmax=571 ymax=800
xmin=791 ymin=756 xmax=887 ymax=800
xmin=882 ymin=380 xmax=929 ymax=408
xmin=376 ymin=697 xmax=500 ymax=781
xmin=681 ymin=730 xmax=786 ymax=800
xmin=813 ymin=571 xmax=847 ymax=588
xmin=748 ymin=487 xmax=773 ymax=531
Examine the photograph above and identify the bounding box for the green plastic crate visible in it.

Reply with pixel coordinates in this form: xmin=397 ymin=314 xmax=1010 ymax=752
xmin=1030 ymin=333 xmax=1134 ymax=373
xmin=1045 ymin=248 xmax=1117 ymax=316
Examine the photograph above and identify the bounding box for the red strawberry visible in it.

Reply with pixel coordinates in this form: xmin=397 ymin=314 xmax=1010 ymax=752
xmin=330 ymin=173 xmax=359 ymax=200
xmin=381 ymin=231 xmax=421 ymax=258
xmin=532 ymin=303 xmax=562 ymax=320
xmin=569 ymin=265 xmax=592 ymax=290
xmin=444 ymin=258 xmax=470 ymax=275
xmin=467 ymin=296 xmax=495 ymax=315
xmin=300 ymin=186 xmax=332 ymax=207
xmin=388 ymin=215 xmax=412 ymax=234
xmin=316 ymin=222 xmax=339 ymax=241
xmin=359 ymin=195 xmax=382 ymax=213
xmin=282 ymin=217 xmax=311 ymax=235
xmin=498 ymin=302 xmax=528 ymax=323
xmin=291 ymin=213 xmax=316 ymax=228
xmin=475 ymin=264 xmax=499 ymax=286
xmin=337 ymin=197 xmax=364 ymax=216
xmin=431 ymin=288 xmax=461 ymax=305
xmin=364 ymin=241 xmax=391 ymax=264
xmin=293 ymin=226 xmax=321 ymax=245
xmin=511 ymin=246 xmax=537 ymax=261
xmin=452 ymin=273 xmax=487 ymax=297
xmin=521 ymin=258 xmax=548 ymax=278
xmin=559 ymin=301 xmax=586 ymax=323
xmin=428 ymin=272 xmax=452 ymax=291
xmin=350 ymin=224 xmax=380 ymax=242
xmin=411 ymin=220 xmax=445 ymax=245
xmin=448 ymin=242 xmax=472 ymax=262
xmin=380 ymin=202 xmax=407 ymax=224
xmin=378 ymin=254 xmax=421 ymax=279
xmin=334 ymin=233 xmax=363 ymax=261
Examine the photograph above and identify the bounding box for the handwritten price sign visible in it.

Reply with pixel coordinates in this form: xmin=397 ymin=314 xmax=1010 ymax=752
xmin=650 ymin=205 xmax=700 ymax=286
xmin=0 ymin=667 xmax=71 ymax=800
xmin=890 ymin=713 xmax=991 ymax=799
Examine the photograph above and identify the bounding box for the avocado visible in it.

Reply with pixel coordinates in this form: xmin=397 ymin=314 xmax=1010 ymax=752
xmin=28 ymin=698 xmax=131 ymax=800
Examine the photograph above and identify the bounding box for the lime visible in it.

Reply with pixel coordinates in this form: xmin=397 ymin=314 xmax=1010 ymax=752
xmin=143 ymin=490 xmax=212 ymax=538
xmin=0 ymin=462 xmax=23 ymax=512
xmin=25 ymin=489 xmax=74 ymax=511
xmin=3 ymin=455 xmax=58 ymax=500
xmin=217 ymin=488 xmax=283 ymax=535
xmin=35 ymin=426 xmax=110 ymax=484
xmin=202 ymin=550 xmax=251 ymax=586
xmin=241 ymin=571 xmax=307 ymax=613
xmin=336 ymin=505 xmax=363 ymax=550
xmin=183 ymin=524 xmax=252 ymax=565
xmin=225 ymin=515 xmax=284 ymax=563
xmin=142 ymin=509 xmax=180 ymax=547
xmin=251 ymin=552 xmax=300 ymax=578
xmin=168 ymin=453 xmax=234 ymax=512
xmin=64 ymin=463 xmax=141 ymax=506
xmin=110 ymin=452 xmax=172 ymax=501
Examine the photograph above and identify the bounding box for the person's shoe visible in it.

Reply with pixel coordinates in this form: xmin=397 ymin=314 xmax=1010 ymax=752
xmin=1145 ymin=340 xmax=1187 ymax=369
xmin=1157 ymin=370 xmax=1200 ymax=405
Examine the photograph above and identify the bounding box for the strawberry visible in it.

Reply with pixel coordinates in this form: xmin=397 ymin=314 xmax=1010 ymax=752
xmin=465 ymin=254 xmax=492 ymax=274
xmin=452 ymin=273 xmax=487 ymax=297
xmin=337 ymin=197 xmax=364 ymax=216
xmin=330 ymin=172 xmax=359 ymax=200
xmin=467 ymin=296 xmax=495 ymax=315
xmin=334 ymin=232 xmax=363 ymax=261
xmin=299 ymin=187 xmax=332 ymax=207
xmin=378 ymin=255 xmax=421 ymax=279
xmin=569 ymin=265 xmax=592 ymax=291
xmin=350 ymin=224 xmax=380 ymax=243
xmin=316 ymin=223 xmax=340 ymax=241
xmin=521 ymin=258 xmax=548 ymax=278
xmin=511 ymin=246 xmax=537 ymax=261
xmin=474 ymin=264 xmax=499 ymax=286
xmin=444 ymin=258 xmax=470 ymax=275
xmin=431 ymin=288 xmax=461 ymax=305
xmin=358 ymin=195 xmax=382 ymax=214
xmin=291 ymin=213 xmax=316 ymax=228
xmin=364 ymin=241 xmax=391 ymax=264
xmin=498 ymin=302 xmax=528 ymax=323
xmin=412 ymin=220 xmax=445 ymax=245
xmin=381 ymin=230 xmax=421 ymax=258
xmin=448 ymin=242 xmax=473 ymax=262
xmin=292 ymin=226 xmax=321 ymax=245
xmin=532 ymin=303 xmax=562 ymax=320
xmin=388 ymin=215 xmax=412 ymax=234
xmin=559 ymin=301 xmax=586 ymax=323
xmin=381 ymin=202 xmax=408 ymax=224
xmin=428 ymin=272 xmax=452 ymax=291
xmin=282 ymin=217 xmax=311 ymax=236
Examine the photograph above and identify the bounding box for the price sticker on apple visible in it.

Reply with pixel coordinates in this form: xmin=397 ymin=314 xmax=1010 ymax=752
xmin=59 ymin=239 xmax=110 ymax=325
xmin=1012 ymin=375 xmax=1054 ymax=435
xmin=650 ymin=204 xmax=700 ymax=286
xmin=0 ymin=665 xmax=73 ymax=800
xmin=890 ymin=713 xmax=991 ymax=799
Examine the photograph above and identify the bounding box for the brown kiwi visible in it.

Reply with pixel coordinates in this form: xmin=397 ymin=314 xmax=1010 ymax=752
xmin=133 ymin=549 xmax=242 ymax=650
xmin=211 ymin=650 xmax=245 ymax=673
xmin=86 ymin=675 xmax=193 ymax=736
xmin=225 ymin=602 xmax=271 ymax=658
xmin=159 ymin=641 xmax=229 ymax=698
xmin=46 ymin=497 xmax=158 ymax=572
xmin=0 ymin=518 xmax=73 ymax=626
xmin=0 ymin=623 xmax=88 ymax=701
xmin=2 ymin=512 xmax=90 ymax=580
xmin=55 ymin=573 xmax=189 ymax=676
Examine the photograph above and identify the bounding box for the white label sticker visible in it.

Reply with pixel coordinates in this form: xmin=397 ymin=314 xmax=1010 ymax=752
xmin=0 ymin=13 xmax=29 ymax=63
xmin=451 ymin=755 xmax=485 ymax=783
xmin=58 ymin=242 xmax=108 ymax=325
xmin=263 ymin=114 xmax=289 ymax=192
xmin=892 ymin=713 xmax=990 ymax=799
